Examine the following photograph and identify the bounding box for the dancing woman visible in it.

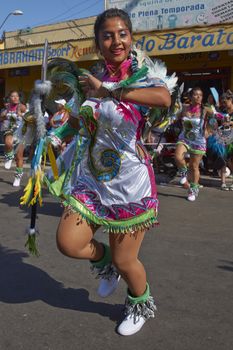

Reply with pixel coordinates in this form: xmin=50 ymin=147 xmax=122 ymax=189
xmin=0 ymin=91 xmax=26 ymax=186
xmin=38 ymin=8 xmax=174 ymax=335
xmin=175 ymin=87 xmax=211 ymax=201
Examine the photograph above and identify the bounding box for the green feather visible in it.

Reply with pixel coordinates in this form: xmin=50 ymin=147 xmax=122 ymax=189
xmin=119 ymin=65 xmax=148 ymax=88
xmin=47 ymin=58 xmax=84 ymax=79
xmin=25 ymin=234 xmax=39 ymax=257
xmin=45 ymin=58 xmax=86 ymax=114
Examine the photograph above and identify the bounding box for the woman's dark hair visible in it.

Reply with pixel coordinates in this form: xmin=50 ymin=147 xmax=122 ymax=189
xmin=94 ymin=8 xmax=132 ymax=48
xmin=8 ymin=90 xmax=19 ymax=97
xmin=224 ymin=89 xmax=233 ymax=101
xmin=190 ymin=86 xmax=203 ymax=96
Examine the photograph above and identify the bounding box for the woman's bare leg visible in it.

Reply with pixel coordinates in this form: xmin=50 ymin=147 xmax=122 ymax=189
xmin=221 ymin=166 xmax=226 ymax=185
xmin=188 ymin=153 xmax=203 ymax=185
xmin=175 ymin=143 xmax=188 ymax=170
xmin=109 ymin=231 xmax=146 ymax=297
xmin=4 ymin=134 xmax=15 ymax=169
xmin=4 ymin=134 xmax=14 ymax=153
xmin=15 ymin=144 xmax=24 ymax=168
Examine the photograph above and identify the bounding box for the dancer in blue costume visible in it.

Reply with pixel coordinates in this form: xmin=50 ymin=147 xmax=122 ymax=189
xmin=24 ymin=8 xmax=177 ymax=335
xmin=207 ymin=90 xmax=233 ymax=190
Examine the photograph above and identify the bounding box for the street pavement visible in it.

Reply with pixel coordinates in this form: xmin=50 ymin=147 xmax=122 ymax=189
xmin=0 ymin=165 xmax=232 ymax=350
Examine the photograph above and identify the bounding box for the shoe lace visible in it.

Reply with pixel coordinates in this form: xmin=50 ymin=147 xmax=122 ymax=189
xmin=124 ymin=295 xmax=157 ymax=323
xmin=91 ymin=263 xmax=119 ymax=281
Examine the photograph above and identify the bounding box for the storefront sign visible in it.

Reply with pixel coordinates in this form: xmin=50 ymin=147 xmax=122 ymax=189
xmin=105 ymin=0 xmax=233 ymax=31
xmin=0 ymin=24 xmax=232 ymax=69
xmin=135 ymin=25 xmax=233 ymax=56
xmin=0 ymin=40 xmax=99 ymax=69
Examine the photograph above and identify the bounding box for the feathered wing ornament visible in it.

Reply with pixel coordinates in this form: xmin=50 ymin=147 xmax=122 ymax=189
xmin=141 ymin=58 xmax=180 ymax=143
xmin=144 ymin=57 xmax=178 ymax=94
xmin=21 ymin=56 xmax=88 ymax=255
xmin=20 ymin=79 xmax=52 ymax=256
xmin=45 ymin=58 xmax=87 ymax=117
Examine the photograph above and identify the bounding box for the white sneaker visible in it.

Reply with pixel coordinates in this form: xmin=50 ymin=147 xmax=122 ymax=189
xmin=4 ymin=159 xmax=13 ymax=170
xmin=187 ymin=187 xmax=199 ymax=202
xmin=117 ymin=295 xmax=156 ymax=336
xmin=98 ymin=271 xmax=121 ymax=298
xmin=187 ymin=192 xmax=196 ymax=201
xmin=221 ymin=183 xmax=229 ymax=191
xmin=118 ymin=313 xmax=146 ymax=336
xmin=92 ymin=263 xmax=121 ymax=298
xmin=179 ymin=176 xmax=187 ymax=185
xmin=13 ymin=173 xmax=23 ymax=187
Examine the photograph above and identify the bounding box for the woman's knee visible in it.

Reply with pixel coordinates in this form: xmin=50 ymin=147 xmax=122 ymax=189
xmin=56 ymin=227 xmax=88 ymax=258
xmin=5 ymin=140 xmax=13 ymax=150
xmin=175 ymin=150 xmax=185 ymax=164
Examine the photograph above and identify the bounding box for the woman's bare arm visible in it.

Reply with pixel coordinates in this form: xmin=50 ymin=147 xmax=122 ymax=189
xmin=117 ymin=87 xmax=171 ymax=108
xmin=79 ymin=74 xmax=171 ymax=108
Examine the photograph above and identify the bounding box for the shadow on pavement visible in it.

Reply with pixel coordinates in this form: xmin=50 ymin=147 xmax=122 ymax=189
xmin=217 ymin=260 xmax=233 ymax=272
xmin=0 ymin=180 xmax=62 ymax=217
xmin=0 ymin=245 xmax=123 ymax=321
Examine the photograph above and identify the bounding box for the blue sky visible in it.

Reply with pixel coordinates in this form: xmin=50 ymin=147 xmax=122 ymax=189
xmin=0 ymin=0 xmax=105 ymax=33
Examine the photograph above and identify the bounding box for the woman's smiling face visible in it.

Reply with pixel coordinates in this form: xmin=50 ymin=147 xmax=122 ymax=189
xmin=97 ymin=17 xmax=132 ymax=67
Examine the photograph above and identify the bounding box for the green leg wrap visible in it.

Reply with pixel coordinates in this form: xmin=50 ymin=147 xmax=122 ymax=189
xmin=5 ymin=150 xmax=14 ymax=160
xmin=190 ymin=182 xmax=199 ymax=190
xmin=127 ymin=283 xmax=150 ymax=304
xmin=178 ymin=166 xmax=188 ymax=176
xmin=16 ymin=167 xmax=23 ymax=174
xmin=91 ymin=243 xmax=111 ymax=269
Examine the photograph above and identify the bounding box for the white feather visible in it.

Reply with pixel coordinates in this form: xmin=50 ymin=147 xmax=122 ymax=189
xmin=98 ymin=100 xmax=123 ymax=129
xmin=144 ymin=56 xmax=178 ymax=93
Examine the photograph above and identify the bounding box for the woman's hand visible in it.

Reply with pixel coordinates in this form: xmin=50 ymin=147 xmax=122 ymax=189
xmin=79 ymin=74 xmax=107 ymax=98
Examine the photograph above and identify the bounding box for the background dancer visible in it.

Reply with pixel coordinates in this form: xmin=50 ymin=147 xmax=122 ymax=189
xmin=175 ymin=87 xmax=213 ymax=201
xmin=0 ymin=90 xmax=26 ymax=186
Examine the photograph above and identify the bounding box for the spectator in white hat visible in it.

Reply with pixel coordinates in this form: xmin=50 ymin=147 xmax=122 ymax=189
xmin=50 ymin=99 xmax=69 ymax=130
xmin=49 ymin=99 xmax=71 ymax=152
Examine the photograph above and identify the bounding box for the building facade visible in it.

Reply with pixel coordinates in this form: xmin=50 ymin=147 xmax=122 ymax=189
xmin=0 ymin=16 xmax=233 ymax=106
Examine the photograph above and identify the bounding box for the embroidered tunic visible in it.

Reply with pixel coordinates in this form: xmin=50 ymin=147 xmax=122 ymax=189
xmin=46 ymin=97 xmax=158 ymax=233
xmin=178 ymin=116 xmax=206 ymax=154
xmin=1 ymin=104 xmax=22 ymax=136
xmin=44 ymin=55 xmax=176 ymax=233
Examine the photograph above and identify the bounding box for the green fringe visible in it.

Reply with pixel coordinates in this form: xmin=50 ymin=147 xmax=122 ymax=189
xmin=25 ymin=234 xmax=39 ymax=257
xmin=44 ymin=172 xmax=158 ymax=234
xmin=119 ymin=65 xmax=148 ymax=88
xmin=63 ymin=198 xmax=158 ymax=234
